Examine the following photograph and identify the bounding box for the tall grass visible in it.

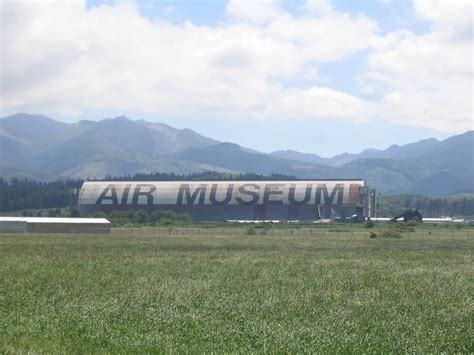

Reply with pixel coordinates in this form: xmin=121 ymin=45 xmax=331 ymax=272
xmin=0 ymin=230 xmax=472 ymax=352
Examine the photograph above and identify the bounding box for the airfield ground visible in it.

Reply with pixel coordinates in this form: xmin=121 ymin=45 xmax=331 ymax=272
xmin=0 ymin=226 xmax=472 ymax=352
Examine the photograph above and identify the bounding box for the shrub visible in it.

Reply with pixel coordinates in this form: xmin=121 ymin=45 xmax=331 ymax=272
xmin=369 ymin=232 xmax=378 ymax=239
xmin=69 ymin=208 xmax=80 ymax=217
xmin=134 ymin=210 xmax=151 ymax=224
xmin=401 ymin=226 xmax=415 ymax=233
xmin=381 ymin=228 xmax=402 ymax=239
xmin=90 ymin=209 xmax=192 ymax=226
xmin=151 ymin=210 xmax=191 ymax=223
xmin=176 ymin=212 xmax=192 ymax=222
xmin=160 ymin=219 xmax=172 ymax=225
xmin=93 ymin=211 xmax=107 ymax=218
xmin=246 ymin=227 xmax=256 ymax=235
xmin=365 ymin=219 xmax=375 ymax=228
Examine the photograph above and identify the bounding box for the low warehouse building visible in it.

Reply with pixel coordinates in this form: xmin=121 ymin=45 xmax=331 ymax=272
xmin=0 ymin=217 xmax=111 ymax=233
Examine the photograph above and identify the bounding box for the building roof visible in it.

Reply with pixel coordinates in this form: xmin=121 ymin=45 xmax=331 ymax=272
xmin=0 ymin=217 xmax=111 ymax=224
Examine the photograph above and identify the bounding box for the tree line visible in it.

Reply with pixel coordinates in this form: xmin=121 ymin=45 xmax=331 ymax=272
xmin=1 ymin=174 xmax=474 ymax=218
xmin=378 ymin=194 xmax=474 ymax=218
xmin=89 ymin=210 xmax=192 ymax=226
xmin=102 ymin=171 xmax=296 ymax=181
xmin=0 ymin=178 xmax=82 ymax=212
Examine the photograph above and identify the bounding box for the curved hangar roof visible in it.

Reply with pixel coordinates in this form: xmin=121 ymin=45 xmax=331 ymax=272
xmin=79 ymin=180 xmax=365 ymax=207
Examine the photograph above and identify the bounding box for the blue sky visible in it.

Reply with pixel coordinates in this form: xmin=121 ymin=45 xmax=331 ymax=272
xmin=86 ymin=0 xmax=430 ymax=33
xmin=1 ymin=0 xmax=471 ymax=156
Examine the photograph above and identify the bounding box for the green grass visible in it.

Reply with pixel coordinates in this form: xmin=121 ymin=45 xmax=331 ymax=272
xmin=0 ymin=229 xmax=473 ymax=352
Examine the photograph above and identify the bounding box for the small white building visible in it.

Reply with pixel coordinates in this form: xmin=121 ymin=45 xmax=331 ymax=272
xmin=371 ymin=217 xmax=465 ymax=224
xmin=0 ymin=217 xmax=111 ymax=233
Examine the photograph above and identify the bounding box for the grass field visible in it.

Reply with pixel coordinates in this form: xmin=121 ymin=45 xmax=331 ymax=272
xmin=0 ymin=228 xmax=473 ymax=352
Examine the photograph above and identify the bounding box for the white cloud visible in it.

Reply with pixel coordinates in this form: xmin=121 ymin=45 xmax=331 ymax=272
xmin=0 ymin=0 xmax=472 ymax=133
xmin=365 ymin=0 xmax=473 ymax=132
xmin=0 ymin=0 xmax=377 ymax=122
xmin=413 ymin=0 xmax=472 ymax=36
xmin=269 ymin=86 xmax=375 ymax=121
xmin=301 ymin=0 xmax=333 ymax=16
xmin=225 ymin=0 xmax=289 ymax=25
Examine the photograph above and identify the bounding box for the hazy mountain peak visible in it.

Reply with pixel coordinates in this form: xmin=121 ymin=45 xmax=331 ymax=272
xmin=99 ymin=115 xmax=134 ymax=124
xmin=219 ymin=142 xmax=241 ymax=149
xmin=113 ymin=115 xmax=131 ymax=121
xmin=360 ymin=148 xmax=381 ymax=154
xmin=78 ymin=119 xmax=97 ymax=126
xmin=1 ymin=112 xmax=55 ymax=123
xmin=442 ymin=130 xmax=473 ymax=143
xmin=0 ymin=113 xmax=70 ymax=147
xmin=145 ymin=121 xmax=179 ymax=136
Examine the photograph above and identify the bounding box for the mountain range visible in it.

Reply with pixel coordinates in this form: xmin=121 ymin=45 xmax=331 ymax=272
xmin=1 ymin=113 xmax=473 ymax=195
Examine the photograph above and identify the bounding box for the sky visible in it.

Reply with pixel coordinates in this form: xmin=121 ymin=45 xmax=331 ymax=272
xmin=1 ymin=0 xmax=472 ymax=156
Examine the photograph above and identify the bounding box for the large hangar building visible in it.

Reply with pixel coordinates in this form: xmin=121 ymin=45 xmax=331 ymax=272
xmin=79 ymin=180 xmax=376 ymax=221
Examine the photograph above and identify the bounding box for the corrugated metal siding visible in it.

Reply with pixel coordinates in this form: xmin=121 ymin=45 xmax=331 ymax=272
xmin=27 ymin=223 xmax=111 ymax=233
xmin=79 ymin=181 xmax=367 ymax=221
xmin=0 ymin=221 xmax=28 ymax=233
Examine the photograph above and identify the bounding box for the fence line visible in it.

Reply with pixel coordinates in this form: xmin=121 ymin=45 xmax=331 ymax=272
xmin=112 ymin=227 xmax=474 ymax=238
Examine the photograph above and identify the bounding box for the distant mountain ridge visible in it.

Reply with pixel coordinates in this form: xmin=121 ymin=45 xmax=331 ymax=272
xmin=1 ymin=113 xmax=473 ymax=196
xmin=0 ymin=113 xmax=219 ymax=179
xmin=271 ymin=137 xmax=441 ymax=166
